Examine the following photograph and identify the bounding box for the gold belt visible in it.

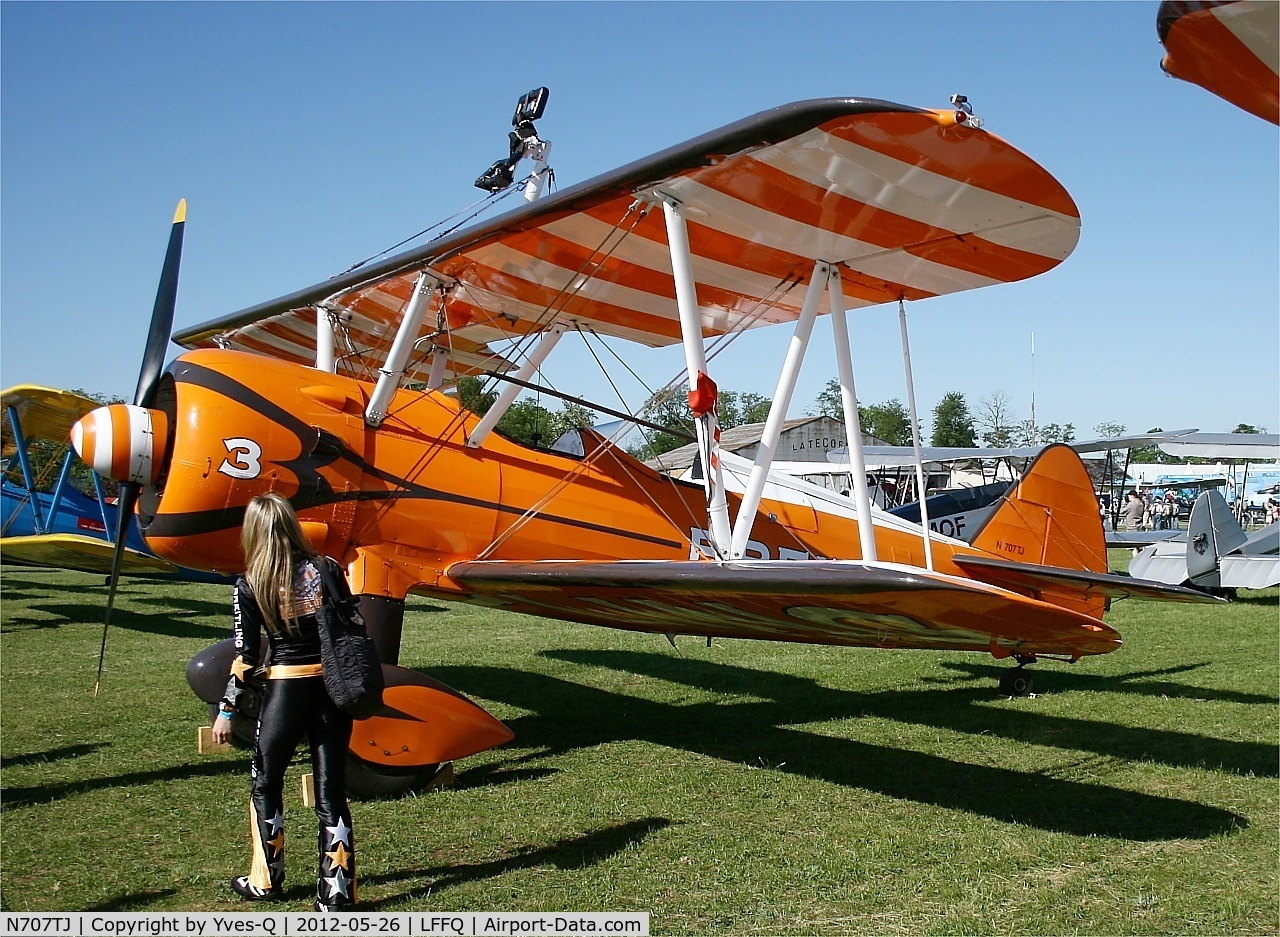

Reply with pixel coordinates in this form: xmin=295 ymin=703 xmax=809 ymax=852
xmin=266 ymin=663 xmax=324 ymax=680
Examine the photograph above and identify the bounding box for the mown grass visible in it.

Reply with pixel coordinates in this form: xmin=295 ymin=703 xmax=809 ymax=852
xmin=1 ymin=560 xmax=1276 ymax=934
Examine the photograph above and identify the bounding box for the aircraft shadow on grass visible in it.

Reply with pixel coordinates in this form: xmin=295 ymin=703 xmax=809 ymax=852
xmin=1 ymin=743 xmax=107 ymax=767
xmin=356 ymin=817 xmax=672 ymax=908
xmin=1 ymin=598 xmax=228 ymax=640
xmin=538 ymin=652 xmax=1275 ymax=779
xmin=431 ymin=654 xmax=1254 ymax=842
xmin=83 ymin=890 xmax=179 ymax=912
xmin=934 ymin=660 xmax=1277 ymax=708
xmin=0 ymin=759 xmax=243 ymax=811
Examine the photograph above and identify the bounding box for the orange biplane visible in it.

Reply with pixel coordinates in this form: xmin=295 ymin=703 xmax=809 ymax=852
xmin=1157 ymin=0 xmax=1279 ymax=125
xmin=71 ymin=94 xmax=1213 ymax=794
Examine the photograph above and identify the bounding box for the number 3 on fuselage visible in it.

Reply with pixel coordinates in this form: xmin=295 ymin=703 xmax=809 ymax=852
xmin=219 ymin=437 xmax=263 ymax=480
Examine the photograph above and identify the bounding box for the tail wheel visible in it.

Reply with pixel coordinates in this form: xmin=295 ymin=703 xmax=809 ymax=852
xmin=345 ymin=755 xmax=452 ymax=800
xmin=998 ymin=668 xmax=1035 ymax=697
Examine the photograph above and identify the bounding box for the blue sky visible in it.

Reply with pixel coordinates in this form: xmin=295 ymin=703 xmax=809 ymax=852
xmin=3 ymin=1 xmax=1276 ymax=439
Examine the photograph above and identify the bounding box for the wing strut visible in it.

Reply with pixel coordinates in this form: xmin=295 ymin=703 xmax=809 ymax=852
xmin=314 ymin=305 xmax=336 ymax=373
xmin=730 ymin=261 xmax=828 ymax=559
xmin=829 ymin=269 xmax=878 ymax=562
xmin=662 ymin=197 xmax=731 ymax=556
xmin=4 ymin=404 xmax=46 ymax=533
xmin=367 ymin=270 xmax=439 ymax=427
xmin=467 ymin=323 xmax=567 ymax=447
xmin=898 ymin=299 xmax=935 ymax=570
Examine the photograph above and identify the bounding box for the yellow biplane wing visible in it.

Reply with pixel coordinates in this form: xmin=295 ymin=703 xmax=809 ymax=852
xmin=2 ymin=384 xmax=102 ymax=456
xmin=0 ymin=533 xmax=180 ymax=576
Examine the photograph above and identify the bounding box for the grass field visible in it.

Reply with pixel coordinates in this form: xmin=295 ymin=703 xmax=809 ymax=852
xmin=1 ymin=560 xmax=1276 ymax=934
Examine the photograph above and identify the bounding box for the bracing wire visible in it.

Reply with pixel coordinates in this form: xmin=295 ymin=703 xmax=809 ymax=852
xmin=337 ymin=177 xmax=533 ymax=277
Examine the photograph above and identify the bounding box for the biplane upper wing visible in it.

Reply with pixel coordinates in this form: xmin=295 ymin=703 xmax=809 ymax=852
xmin=174 ymin=98 xmax=1081 ymax=376
xmin=449 ymin=559 xmax=1120 ymax=658
xmin=1158 ymin=0 xmax=1279 ymax=124
xmin=2 ymin=384 xmax=102 ymax=456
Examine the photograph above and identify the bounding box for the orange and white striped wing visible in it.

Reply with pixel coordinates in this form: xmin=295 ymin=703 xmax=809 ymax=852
xmin=1158 ymin=1 xmax=1279 ymax=124
xmin=176 ymin=98 xmax=1081 ymax=366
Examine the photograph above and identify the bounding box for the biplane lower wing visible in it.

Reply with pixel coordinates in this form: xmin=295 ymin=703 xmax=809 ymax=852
xmin=950 ymin=554 xmax=1221 ymax=604
xmin=449 ymin=559 xmax=1120 ymax=658
xmin=0 ymin=532 xmax=180 ymax=576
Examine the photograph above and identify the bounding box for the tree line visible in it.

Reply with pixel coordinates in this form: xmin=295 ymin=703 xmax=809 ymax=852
xmin=466 ymin=374 xmax=1265 ymax=466
xmin=4 ymin=379 xmax=1265 ymax=498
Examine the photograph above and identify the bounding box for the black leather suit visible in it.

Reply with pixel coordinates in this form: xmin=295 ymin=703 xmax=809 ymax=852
xmin=223 ymin=557 xmax=355 ymax=907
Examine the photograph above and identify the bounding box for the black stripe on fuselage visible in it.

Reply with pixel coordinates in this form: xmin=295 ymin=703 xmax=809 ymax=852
xmin=146 ymin=360 xmax=683 ymax=552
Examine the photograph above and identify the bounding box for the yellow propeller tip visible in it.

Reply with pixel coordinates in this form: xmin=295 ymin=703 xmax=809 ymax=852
xmin=173 ymin=199 xmax=187 ymax=224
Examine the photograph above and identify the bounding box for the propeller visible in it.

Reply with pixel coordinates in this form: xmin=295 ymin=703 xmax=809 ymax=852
xmin=81 ymin=200 xmax=186 ymax=693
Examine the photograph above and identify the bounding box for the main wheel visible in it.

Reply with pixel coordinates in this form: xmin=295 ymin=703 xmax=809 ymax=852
xmin=345 ymin=755 xmax=448 ymax=800
xmin=998 ymin=668 xmax=1034 ymax=697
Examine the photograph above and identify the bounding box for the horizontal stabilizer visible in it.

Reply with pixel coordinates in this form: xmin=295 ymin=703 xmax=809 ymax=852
xmin=951 ymin=555 xmax=1221 ymax=604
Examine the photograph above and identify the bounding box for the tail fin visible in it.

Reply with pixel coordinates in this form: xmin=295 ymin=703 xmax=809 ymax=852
xmin=970 ymin=444 xmax=1106 ymax=574
xmin=1186 ymin=489 xmax=1248 ymax=587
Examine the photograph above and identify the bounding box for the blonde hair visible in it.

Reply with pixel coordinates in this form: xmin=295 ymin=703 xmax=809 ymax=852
xmin=241 ymin=492 xmax=317 ymax=635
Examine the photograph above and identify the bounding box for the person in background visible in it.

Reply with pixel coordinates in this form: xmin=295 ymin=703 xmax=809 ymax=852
xmin=211 ymin=492 xmax=357 ymax=912
xmin=1121 ymin=491 xmax=1146 ymax=531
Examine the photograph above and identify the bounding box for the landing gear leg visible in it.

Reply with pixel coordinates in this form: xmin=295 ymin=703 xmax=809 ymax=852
xmin=998 ymin=656 xmax=1036 ymax=697
xmin=359 ymin=595 xmax=406 ymax=665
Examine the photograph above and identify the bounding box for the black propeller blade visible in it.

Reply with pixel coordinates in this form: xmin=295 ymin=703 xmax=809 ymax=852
xmin=95 ymin=199 xmax=185 ymax=694
xmin=135 ymin=199 xmax=186 ymax=409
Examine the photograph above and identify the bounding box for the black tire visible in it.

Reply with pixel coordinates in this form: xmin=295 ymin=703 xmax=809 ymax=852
xmin=206 ymin=703 xmax=257 ymax=748
xmin=998 ymin=669 xmax=1034 ymax=697
xmin=345 ymin=755 xmax=441 ymax=800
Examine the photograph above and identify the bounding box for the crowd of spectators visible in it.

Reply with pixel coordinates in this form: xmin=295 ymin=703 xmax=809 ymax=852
xmin=1103 ymin=489 xmax=1183 ymax=531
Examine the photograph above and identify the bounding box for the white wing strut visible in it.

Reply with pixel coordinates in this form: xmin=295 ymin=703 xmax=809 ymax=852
xmin=897 ymin=300 xmax=934 ymax=570
xmin=829 ymin=269 xmax=878 ymax=562
xmin=467 ymin=323 xmax=566 ymax=448
xmin=729 ymin=261 xmax=827 ymax=560
xmin=367 ymin=271 xmax=439 ymax=427
xmin=314 ymin=306 xmax=336 ymax=373
xmin=662 ymin=197 xmax=731 ymax=557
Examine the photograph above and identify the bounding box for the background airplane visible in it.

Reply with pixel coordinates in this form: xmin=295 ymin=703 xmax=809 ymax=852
xmin=1129 ymin=489 xmax=1280 ymax=594
xmin=2 ymin=384 xmax=226 ymax=581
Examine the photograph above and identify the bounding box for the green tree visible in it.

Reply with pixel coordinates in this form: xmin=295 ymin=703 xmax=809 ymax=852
xmin=1232 ymin=423 xmax=1264 ymax=434
xmin=719 ymin=390 xmax=771 ymax=427
xmin=863 ymin=399 xmax=912 ymax=446
xmin=1092 ymin=421 xmax=1129 ymax=479
xmin=979 ymin=391 xmax=1017 ymax=447
xmin=456 ymin=375 xmax=498 ymax=416
xmin=1039 ymin=422 xmax=1077 ymax=445
xmin=630 ymin=385 xmax=697 ymax=459
xmin=454 ymin=376 xmax=595 ymax=448
xmin=930 ymin=392 xmax=976 ymax=447
xmin=627 ymin=383 xmax=776 ymax=460
xmin=813 ymin=378 xmax=845 ymax=421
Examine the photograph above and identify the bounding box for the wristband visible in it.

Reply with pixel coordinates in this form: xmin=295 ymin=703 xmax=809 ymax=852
xmin=218 ymin=709 xmax=234 ymax=721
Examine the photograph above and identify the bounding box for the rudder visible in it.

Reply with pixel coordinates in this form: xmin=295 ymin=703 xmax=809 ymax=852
xmin=970 ymin=444 xmax=1106 ymax=574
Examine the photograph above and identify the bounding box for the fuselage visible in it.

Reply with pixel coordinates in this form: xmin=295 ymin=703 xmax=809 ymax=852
xmin=142 ymin=349 xmax=978 ymax=599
